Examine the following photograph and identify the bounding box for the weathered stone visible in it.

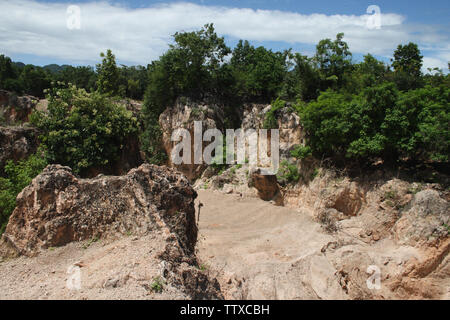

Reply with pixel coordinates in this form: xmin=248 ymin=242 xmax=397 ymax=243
xmin=0 ymin=126 xmax=39 ymax=175
xmin=250 ymin=168 xmax=283 ymax=205
xmin=159 ymin=98 xmax=224 ymax=181
xmin=0 ymin=90 xmax=39 ymax=125
xmin=1 ymin=164 xmax=198 ymax=257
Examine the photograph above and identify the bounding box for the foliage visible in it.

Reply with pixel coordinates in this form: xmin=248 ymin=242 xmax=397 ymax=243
xmin=290 ymin=145 xmax=312 ymax=159
xmin=231 ymin=40 xmax=289 ymax=102
xmin=18 ymin=65 xmax=52 ymax=98
xmin=313 ymin=33 xmax=353 ymax=90
xmin=277 ymin=160 xmax=300 ymax=184
xmin=0 ymin=150 xmax=48 ymax=235
xmin=392 ymin=43 xmax=423 ymax=91
xmin=299 ymin=80 xmax=449 ymax=164
xmin=30 ymin=84 xmax=138 ymax=175
xmin=263 ymin=98 xmax=286 ymax=129
xmin=96 ymin=49 xmax=120 ymax=96
xmin=150 ymin=276 xmax=165 ymax=293
xmin=56 ymin=65 xmax=97 ymax=92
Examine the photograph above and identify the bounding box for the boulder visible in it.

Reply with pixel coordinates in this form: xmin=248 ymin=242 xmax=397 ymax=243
xmin=394 ymin=189 xmax=449 ymax=247
xmin=250 ymin=168 xmax=283 ymax=205
xmin=1 ymin=164 xmax=198 ymax=257
xmin=241 ymin=103 xmax=305 ymax=158
xmin=0 ymin=126 xmax=39 ymax=175
xmin=0 ymin=90 xmax=38 ymax=125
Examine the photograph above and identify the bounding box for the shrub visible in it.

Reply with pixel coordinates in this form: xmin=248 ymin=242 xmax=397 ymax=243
xmin=0 ymin=150 xmax=48 ymax=235
xmin=150 ymin=277 xmax=165 ymax=293
xmin=290 ymin=145 xmax=312 ymax=159
xmin=277 ymin=160 xmax=300 ymax=184
xmin=30 ymin=84 xmax=138 ymax=175
xmin=263 ymin=98 xmax=286 ymax=129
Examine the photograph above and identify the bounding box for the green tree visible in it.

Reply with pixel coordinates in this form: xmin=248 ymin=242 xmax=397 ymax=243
xmin=314 ymin=33 xmax=352 ymax=90
xmin=57 ymin=66 xmax=97 ymax=92
xmin=391 ymin=42 xmax=423 ymax=90
xmin=0 ymin=54 xmax=17 ymax=89
xmin=170 ymin=23 xmax=231 ymax=99
xmin=18 ymin=65 xmax=51 ymax=97
xmin=96 ymin=49 xmax=120 ymax=96
xmin=231 ymin=40 xmax=289 ymax=102
xmin=30 ymin=84 xmax=137 ymax=175
xmin=347 ymin=54 xmax=389 ymax=93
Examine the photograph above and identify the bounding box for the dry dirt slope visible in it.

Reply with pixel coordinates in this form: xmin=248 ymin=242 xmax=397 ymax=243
xmin=195 ymin=190 xmax=450 ymax=300
xmin=0 ymin=189 xmax=333 ymax=300
xmin=0 ymin=188 xmax=448 ymax=299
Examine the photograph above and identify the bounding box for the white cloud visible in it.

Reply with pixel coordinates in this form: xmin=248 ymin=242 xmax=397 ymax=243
xmin=0 ymin=0 xmax=448 ymax=69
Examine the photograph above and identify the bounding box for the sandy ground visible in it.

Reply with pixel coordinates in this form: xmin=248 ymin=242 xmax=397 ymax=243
xmin=195 ymin=190 xmax=337 ymax=299
xmin=0 ymin=231 xmax=190 ymax=300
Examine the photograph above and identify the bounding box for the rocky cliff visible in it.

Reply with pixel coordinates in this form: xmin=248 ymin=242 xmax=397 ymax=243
xmin=0 ymin=90 xmax=39 ymax=125
xmin=159 ymin=100 xmax=304 ymax=181
xmin=159 ymin=98 xmax=225 ymax=181
xmin=0 ymin=164 xmax=222 ymax=299
xmin=0 ymin=126 xmax=39 ymax=176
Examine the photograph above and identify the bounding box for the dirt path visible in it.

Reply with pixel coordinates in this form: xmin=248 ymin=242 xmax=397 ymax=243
xmin=195 ymin=190 xmax=340 ymax=299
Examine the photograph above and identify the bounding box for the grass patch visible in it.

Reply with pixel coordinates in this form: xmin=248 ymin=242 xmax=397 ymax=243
xmin=150 ymin=276 xmax=165 ymax=293
xmin=82 ymin=235 xmax=100 ymax=249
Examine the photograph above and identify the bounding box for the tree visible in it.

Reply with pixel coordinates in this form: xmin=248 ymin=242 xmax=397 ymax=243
xmin=170 ymin=23 xmax=231 ymax=99
xmin=391 ymin=42 xmax=423 ymax=90
xmin=96 ymin=49 xmax=120 ymax=96
xmin=287 ymin=53 xmax=321 ymax=101
xmin=0 ymin=55 xmax=16 ymax=87
xmin=230 ymin=40 xmax=289 ymax=102
xmin=18 ymin=65 xmax=51 ymax=97
xmin=347 ymin=54 xmax=389 ymax=93
xmin=57 ymin=66 xmax=97 ymax=92
xmin=313 ymin=33 xmax=352 ymax=90
xmin=30 ymin=84 xmax=137 ymax=176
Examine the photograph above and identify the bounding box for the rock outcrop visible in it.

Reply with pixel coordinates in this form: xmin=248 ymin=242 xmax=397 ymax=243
xmin=1 ymin=164 xmax=198 ymax=257
xmin=0 ymin=163 xmax=223 ymax=299
xmin=0 ymin=126 xmax=39 ymax=175
xmin=250 ymin=168 xmax=283 ymax=205
xmin=241 ymin=103 xmax=305 ymax=158
xmin=0 ymin=90 xmax=39 ymax=125
xmin=159 ymin=98 xmax=224 ymax=181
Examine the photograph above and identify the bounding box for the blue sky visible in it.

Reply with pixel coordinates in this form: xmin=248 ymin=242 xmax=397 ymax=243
xmin=1 ymin=0 xmax=449 ymax=71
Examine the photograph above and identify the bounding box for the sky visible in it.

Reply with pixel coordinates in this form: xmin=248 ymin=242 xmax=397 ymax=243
xmin=0 ymin=0 xmax=449 ymax=72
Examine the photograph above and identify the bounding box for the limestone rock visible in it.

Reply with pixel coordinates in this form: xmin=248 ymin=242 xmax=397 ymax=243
xmin=1 ymin=164 xmax=198 ymax=257
xmin=0 ymin=90 xmax=39 ymax=125
xmin=0 ymin=126 xmax=39 ymax=175
xmin=250 ymin=168 xmax=283 ymax=205
xmin=159 ymin=98 xmax=224 ymax=181
xmin=393 ymin=190 xmax=449 ymax=247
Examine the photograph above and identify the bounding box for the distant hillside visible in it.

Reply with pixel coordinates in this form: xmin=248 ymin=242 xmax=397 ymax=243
xmin=42 ymin=64 xmax=71 ymax=73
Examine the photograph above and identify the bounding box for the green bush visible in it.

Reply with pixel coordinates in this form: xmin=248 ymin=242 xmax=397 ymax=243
xmin=263 ymin=98 xmax=286 ymax=129
xmin=290 ymin=145 xmax=312 ymax=159
xmin=298 ymin=82 xmax=449 ymax=164
xmin=0 ymin=150 xmax=48 ymax=235
xmin=277 ymin=160 xmax=300 ymax=184
xmin=30 ymin=84 xmax=138 ymax=175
